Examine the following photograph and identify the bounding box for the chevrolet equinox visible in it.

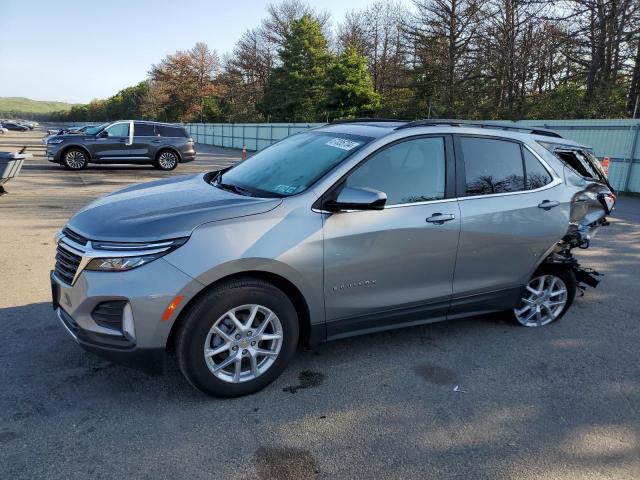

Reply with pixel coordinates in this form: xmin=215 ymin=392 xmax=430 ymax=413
xmin=51 ymin=119 xmax=615 ymax=397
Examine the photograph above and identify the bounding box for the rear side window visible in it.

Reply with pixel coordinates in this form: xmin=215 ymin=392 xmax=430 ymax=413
xmin=461 ymin=137 xmax=524 ymax=196
xmin=523 ymin=149 xmax=552 ymax=189
xmin=134 ymin=122 xmax=154 ymax=136
xmin=346 ymin=137 xmax=446 ymax=205
xmin=156 ymin=125 xmax=188 ymax=137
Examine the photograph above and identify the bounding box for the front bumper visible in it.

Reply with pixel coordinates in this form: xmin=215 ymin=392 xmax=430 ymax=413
xmin=46 ymin=144 xmax=62 ymax=163
xmin=50 ymin=257 xmax=201 ymax=372
xmin=56 ymin=306 xmax=165 ymax=374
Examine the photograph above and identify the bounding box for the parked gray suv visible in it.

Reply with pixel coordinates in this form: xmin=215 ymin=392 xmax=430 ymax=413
xmin=46 ymin=120 xmax=196 ymax=170
xmin=51 ymin=120 xmax=615 ymax=397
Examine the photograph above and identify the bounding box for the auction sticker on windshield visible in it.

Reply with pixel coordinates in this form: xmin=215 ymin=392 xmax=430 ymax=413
xmin=325 ymin=138 xmax=361 ymax=150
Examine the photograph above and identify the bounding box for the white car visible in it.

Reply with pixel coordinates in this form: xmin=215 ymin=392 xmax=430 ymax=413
xmin=0 ymin=126 xmax=8 ymax=134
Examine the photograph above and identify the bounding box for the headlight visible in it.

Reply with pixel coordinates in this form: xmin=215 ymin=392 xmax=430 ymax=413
xmin=83 ymin=237 xmax=188 ymax=272
xmin=85 ymin=254 xmax=163 ymax=271
xmin=47 ymin=138 xmax=64 ymax=144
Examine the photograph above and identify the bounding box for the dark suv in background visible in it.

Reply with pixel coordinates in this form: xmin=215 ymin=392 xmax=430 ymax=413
xmin=46 ymin=120 xmax=196 ymax=170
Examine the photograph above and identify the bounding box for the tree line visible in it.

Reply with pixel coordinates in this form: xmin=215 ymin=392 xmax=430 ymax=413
xmin=49 ymin=0 xmax=640 ymax=123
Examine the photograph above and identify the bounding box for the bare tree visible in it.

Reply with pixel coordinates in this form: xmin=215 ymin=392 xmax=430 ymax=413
xmin=410 ymin=0 xmax=483 ymax=116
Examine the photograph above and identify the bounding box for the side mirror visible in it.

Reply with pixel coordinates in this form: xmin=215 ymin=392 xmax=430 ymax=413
xmin=324 ymin=186 xmax=387 ymax=212
xmin=98 ymin=130 xmax=109 ymax=138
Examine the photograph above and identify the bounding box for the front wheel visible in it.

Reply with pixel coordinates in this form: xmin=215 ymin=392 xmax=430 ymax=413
xmin=155 ymin=150 xmax=179 ymax=170
xmin=63 ymin=148 xmax=88 ymax=170
xmin=176 ymin=278 xmax=299 ymax=397
xmin=512 ymin=266 xmax=576 ymax=327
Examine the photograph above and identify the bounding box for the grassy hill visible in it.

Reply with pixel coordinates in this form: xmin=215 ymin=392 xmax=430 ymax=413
xmin=0 ymin=97 xmax=76 ymax=114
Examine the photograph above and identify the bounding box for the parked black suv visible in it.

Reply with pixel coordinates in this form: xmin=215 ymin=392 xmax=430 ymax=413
xmin=46 ymin=120 xmax=196 ymax=170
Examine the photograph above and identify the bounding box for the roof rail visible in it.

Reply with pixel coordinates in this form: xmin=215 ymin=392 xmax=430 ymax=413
xmin=329 ymin=118 xmax=408 ymax=125
xmin=395 ymin=119 xmax=563 ymax=139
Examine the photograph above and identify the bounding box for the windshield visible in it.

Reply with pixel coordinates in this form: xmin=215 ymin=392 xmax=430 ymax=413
xmin=217 ymin=131 xmax=373 ymax=197
xmin=84 ymin=123 xmax=109 ymax=135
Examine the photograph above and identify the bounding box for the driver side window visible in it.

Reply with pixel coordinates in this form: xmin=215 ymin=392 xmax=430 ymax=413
xmin=104 ymin=122 xmax=129 ymax=137
xmin=345 ymin=137 xmax=446 ymax=205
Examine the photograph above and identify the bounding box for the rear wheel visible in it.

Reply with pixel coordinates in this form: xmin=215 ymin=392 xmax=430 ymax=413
xmin=155 ymin=150 xmax=179 ymax=170
xmin=512 ymin=266 xmax=576 ymax=327
xmin=176 ymin=278 xmax=299 ymax=397
xmin=63 ymin=148 xmax=88 ymax=170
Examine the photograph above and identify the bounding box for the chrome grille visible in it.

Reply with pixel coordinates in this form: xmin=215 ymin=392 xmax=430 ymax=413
xmin=55 ymin=244 xmax=82 ymax=284
xmin=62 ymin=227 xmax=88 ymax=246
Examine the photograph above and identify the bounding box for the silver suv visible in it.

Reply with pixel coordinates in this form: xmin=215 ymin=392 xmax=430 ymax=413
xmin=51 ymin=120 xmax=615 ymax=397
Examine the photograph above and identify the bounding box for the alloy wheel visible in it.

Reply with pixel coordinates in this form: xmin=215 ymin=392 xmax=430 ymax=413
xmin=203 ymin=304 xmax=283 ymax=383
xmin=158 ymin=151 xmax=177 ymax=169
xmin=514 ymin=274 xmax=568 ymax=326
xmin=65 ymin=150 xmax=86 ymax=169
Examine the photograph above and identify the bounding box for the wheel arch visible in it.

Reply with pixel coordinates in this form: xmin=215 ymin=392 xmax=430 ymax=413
xmin=155 ymin=146 xmax=182 ymax=162
xmin=166 ymin=270 xmax=317 ymax=352
xmin=60 ymin=144 xmax=92 ymax=162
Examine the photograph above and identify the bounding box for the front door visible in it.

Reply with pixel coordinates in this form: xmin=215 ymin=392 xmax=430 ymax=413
xmin=93 ymin=121 xmax=131 ymax=161
xmin=322 ymin=136 xmax=460 ymax=339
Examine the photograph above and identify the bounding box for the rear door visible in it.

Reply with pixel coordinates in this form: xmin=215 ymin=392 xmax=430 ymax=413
xmin=450 ymin=135 xmax=567 ymax=317
xmin=130 ymin=122 xmax=154 ymax=160
xmin=322 ymin=135 xmax=460 ymax=338
xmin=153 ymin=124 xmax=184 ymax=152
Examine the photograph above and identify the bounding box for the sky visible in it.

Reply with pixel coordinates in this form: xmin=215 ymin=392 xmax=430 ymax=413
xmin=0 ymin=0 xmax=406 ymax=104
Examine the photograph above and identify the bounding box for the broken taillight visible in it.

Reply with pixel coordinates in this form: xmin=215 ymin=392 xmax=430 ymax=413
xmin=598 ymin=192 xmax=616 ymax=213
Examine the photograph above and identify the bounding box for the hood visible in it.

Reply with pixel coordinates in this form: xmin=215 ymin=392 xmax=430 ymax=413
xmin=67 ymin=173 xmax=282 ymax=242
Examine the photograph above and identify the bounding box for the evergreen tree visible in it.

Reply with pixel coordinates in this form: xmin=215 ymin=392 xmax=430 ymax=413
xmin=261 ymin=14 xmax=330 ymax=121
xmin=323 ymin=47 xmax=381 ymax=120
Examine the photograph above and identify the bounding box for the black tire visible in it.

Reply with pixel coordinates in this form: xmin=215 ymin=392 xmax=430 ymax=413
xmin=176 ymin=277 xmax=299 ymax=397
xmin=511 ymin=265 xmax=576 ymax=327
xmin=154 ymin=150 xmax=179 ymax=171
xmin=62 ymin=148 xmax=89 ymax=170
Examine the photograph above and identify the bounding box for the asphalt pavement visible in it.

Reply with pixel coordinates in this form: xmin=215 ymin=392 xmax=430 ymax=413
xmin=1 ymin=127 xmax=639 ymax=479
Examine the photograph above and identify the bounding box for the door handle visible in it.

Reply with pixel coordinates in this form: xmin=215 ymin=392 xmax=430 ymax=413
xmin=118 ymin=138 xmax=127 ymax=143
xmin=538 ymin=200 xmax=560 ymax=210
xmin=426 ymin=213 xmax=456 ymax=224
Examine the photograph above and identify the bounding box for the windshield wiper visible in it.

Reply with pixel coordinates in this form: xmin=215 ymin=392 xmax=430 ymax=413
xmin=212 ymin=173 xmax=254 ymax=197
xmin=220 ymin=182 xmax=254 ymax=196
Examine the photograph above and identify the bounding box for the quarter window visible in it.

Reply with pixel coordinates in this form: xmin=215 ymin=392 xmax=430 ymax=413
xmin=104 ymin=122 xmax=130 ymax=137
xmin=156 ymin=125 xmax=187 ymax=137
xmin=461 ymin=137 xmax=524 ymax=196
xmin=523 ymin=148 xmax=552 ymax=189
xmin=345 ymin=137 xmax=446 ymax=205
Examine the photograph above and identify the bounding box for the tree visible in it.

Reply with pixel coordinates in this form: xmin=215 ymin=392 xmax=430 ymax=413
xmin=323 ymin=47 xmax=381 ymax=119
xmin=261 ymin=14 xmax=331 ymax=121
xmin=148 ymin=42 xmax=219 ymax=121
xmin=261 ymin=0 xmax=331 ymax=48
xmin=189 ymin=42 xmax=221 ymax=122
xmin=220 ymin=29 xmax=275 ymax=121
xmin=47 ymin=0 xmax=640 ymax=123
xmin=337 ymin=1 xmax=412 ymax=112
xmin=410 ymin=0 xmax=483 ymax=117
xmin=563 ymin=0 xmax=639 ymax=109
